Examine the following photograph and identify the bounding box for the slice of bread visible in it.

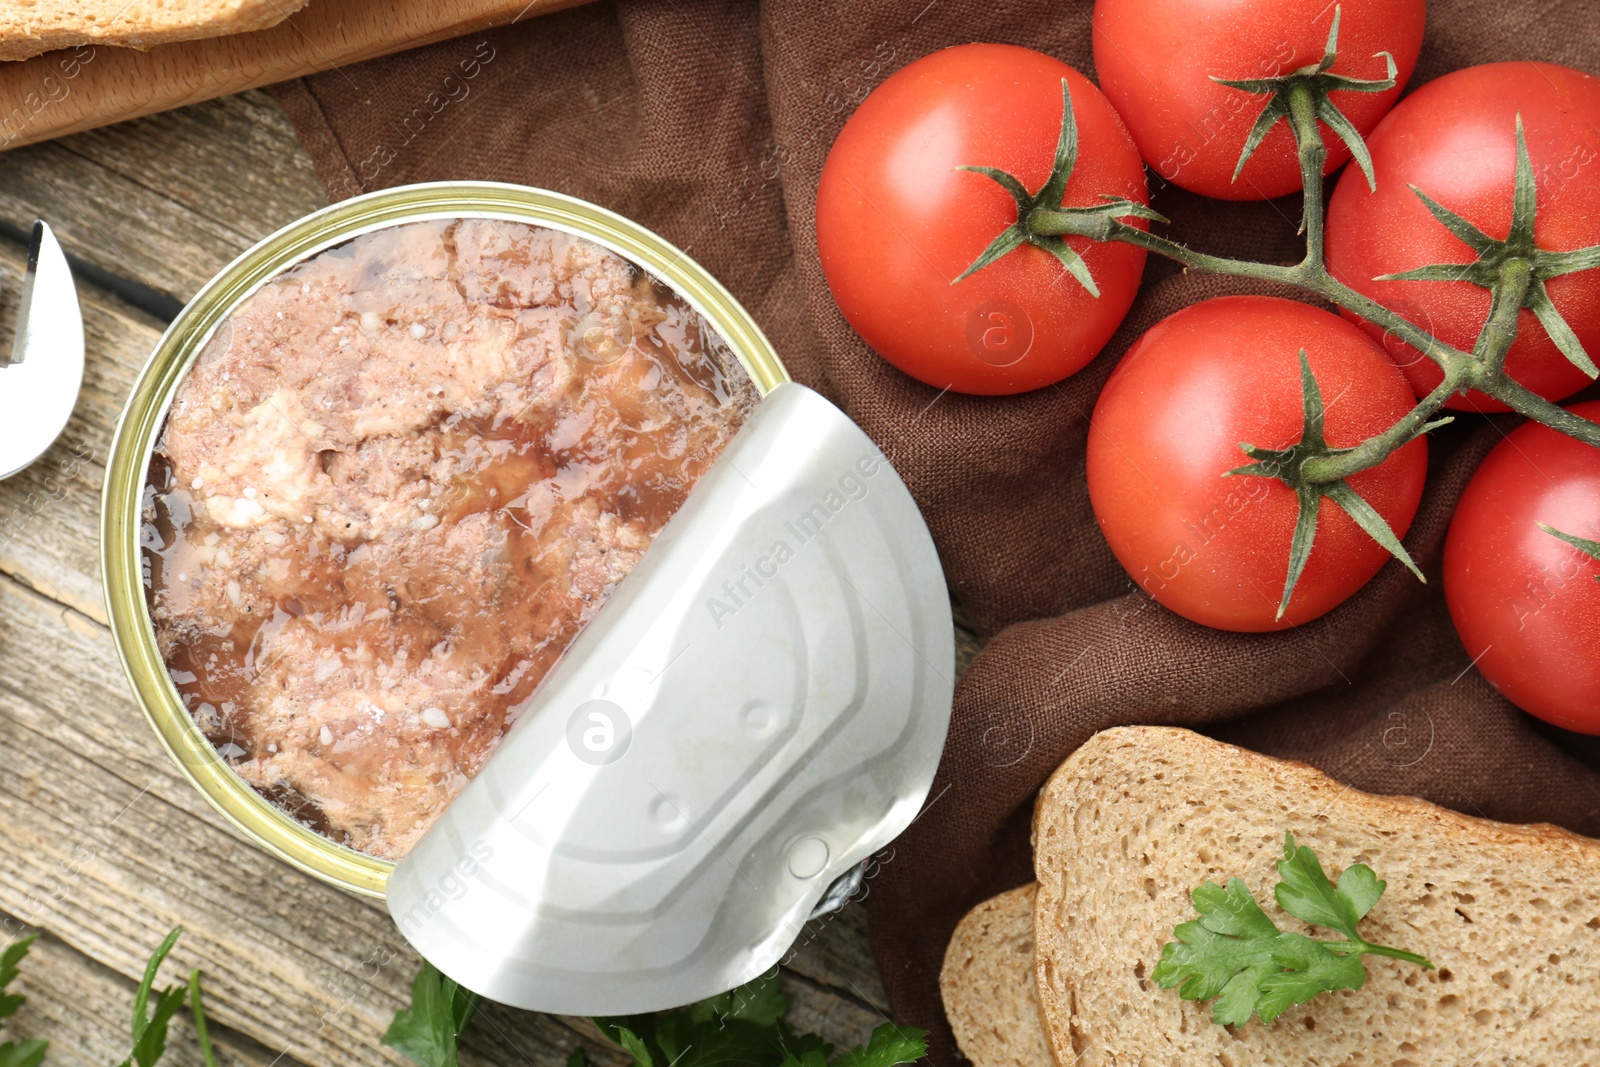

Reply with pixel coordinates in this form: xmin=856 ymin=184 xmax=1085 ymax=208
xmin=0 ymin=0 xmax=311 ymax=62
xmin=1034 ymin=726 xmax=1600 ymax=1066
xmin=941 ymin=883 xmax=1056 ymax=1067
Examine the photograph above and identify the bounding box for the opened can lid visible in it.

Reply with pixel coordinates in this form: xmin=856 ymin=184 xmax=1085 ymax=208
xmin=386 ymin=382 xmax=954 ymax=1014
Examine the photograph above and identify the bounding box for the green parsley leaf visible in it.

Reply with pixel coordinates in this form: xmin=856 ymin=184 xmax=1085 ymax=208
xmin=123 ymin=926 xmax=192 ymax=1067
xmin=187 ymin=970 xmax=219 ymax=1067
xmin=0 ymin=936 xmax=46 ymax=1067
xmin=382 ymin=961 xmax=482 ymax=1067
xmin=1150 ymin=878 xmax=1279 ymax=1020
xmin=1153 ymin=833 xmax=1433 ymax=1026
xmin=691 ymin=972 xmax=788 ymax=1028
xmin=1255 ymin=933 xmax=1368 ymax=1022
xmin=0 ymin=1042 xmax=47 ymax=1067
xmin=390 ymin=958 xmax=925 ymax=1067
xmin=1210 ymin=955 xmax=1278 ymax=1028
xmin=1190 ymin=878 xmax=1279 ymax=940
xmin=597 ymin=971 xmax=792 ymax=1067
xmin=607 ymin=1024 xmax=656 ymax=1067
xmin=0 ymin=982 xmax=35 ymax=1062
xmin=827 ymin=1024 xmax=929 ymax=1067
xmin=1274 ymin=833 xmax=1383 ymax=940
xmin=777 ymin=1023 xmax=832 ymax=1064
xmin=0 ymin=928 xmax=217 ymax=1067
xmin=592 ymin=972 xmax=925 ymax=1067
xmin=0 ymin=936 xmax=36 ymax=1025
xmin=777 ymin=1052 xmax=830 ymax=1067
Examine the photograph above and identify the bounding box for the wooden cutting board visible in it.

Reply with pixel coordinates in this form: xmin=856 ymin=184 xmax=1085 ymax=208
xmin=0 ymin=0 xmax=586 ymax=152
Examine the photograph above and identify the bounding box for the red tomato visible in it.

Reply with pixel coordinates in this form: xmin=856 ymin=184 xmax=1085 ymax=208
xmin=1444 ymin=401 xmax=1600 ymax=733
xmin=1087 ymin=296 xmax=1428 ymax=631
xmin=1326 ymin=62 xmax=1600 ymax=412
xmin=1093 ymin=0 xmax=1424 ymax=200
xmin=815 ymin=44 xmax=1148 ymax=395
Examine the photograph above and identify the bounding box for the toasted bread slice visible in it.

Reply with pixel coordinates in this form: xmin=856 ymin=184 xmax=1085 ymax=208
xmin=1034 ymin=726 xmax=1600 ymax=1066
xmin=0 ymin=0 xmax=310 ymax=62
xmin=941 ymin=883 xmax=1056 ymax=1067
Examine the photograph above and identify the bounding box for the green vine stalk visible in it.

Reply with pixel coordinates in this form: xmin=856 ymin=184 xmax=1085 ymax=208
xmin=958 ymin=6 xmax=1600 ymax=615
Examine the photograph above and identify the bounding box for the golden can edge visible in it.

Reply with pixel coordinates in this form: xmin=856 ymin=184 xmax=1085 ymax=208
xmin=100 ymin=182 xmax=791 ymax=899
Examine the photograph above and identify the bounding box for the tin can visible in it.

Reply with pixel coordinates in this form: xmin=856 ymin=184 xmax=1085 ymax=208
xmin=101 ymin=182 xmax=791 ymax=899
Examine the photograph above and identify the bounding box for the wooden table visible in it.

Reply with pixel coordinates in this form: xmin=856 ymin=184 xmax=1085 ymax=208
xmin=0 ymin=90 xmax=981 ymax=1065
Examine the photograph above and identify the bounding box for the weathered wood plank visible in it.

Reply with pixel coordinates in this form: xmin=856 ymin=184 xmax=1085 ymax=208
xmin=0 ymin=571 xmax=608 ymax=1066
xmin=0 ymin=287 xmax=904 ymax=1067
xmin=0 ymin=89 xmax=327 ymax=304
xmin=0 ymin=578 xmax=896 ymax=1065
xmin=0 ymin=86 xmax=963 ymax=1066
xmin=0 ymin=920 xmax=294 ymax=1066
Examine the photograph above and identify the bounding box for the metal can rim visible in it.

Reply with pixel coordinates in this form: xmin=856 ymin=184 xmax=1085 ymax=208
xmin=100 ymin=182 xmax=791 ymax=899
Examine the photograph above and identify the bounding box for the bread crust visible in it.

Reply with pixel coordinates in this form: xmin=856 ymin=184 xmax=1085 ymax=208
xmin=1033 ymin=726 xmax=1600 ymax=1066
xmin=941 ymin=883 xmax=1057 ymax=1067
xmin=0 ymin=0 xmax=311 ymax=62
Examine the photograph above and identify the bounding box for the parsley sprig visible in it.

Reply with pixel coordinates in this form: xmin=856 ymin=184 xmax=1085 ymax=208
xmin=381 ymin=962 xmax=481 ymax=1067
xmin=0 ymin=936 xmax=48 ymax=1067
xmin=385 ymin=962 xmax=926 ymax=1067
xmin=121 ymin=927 xmax=219 ymax=1067
xmin=590 ymin=972 xmax=926 ymax=1067
xmin=0 ymin=926 xmax=217 ymax=1067
xmin=1152 ymin=833 xmax=1433 ymax=1026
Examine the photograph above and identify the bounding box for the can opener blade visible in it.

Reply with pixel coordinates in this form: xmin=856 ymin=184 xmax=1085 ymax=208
xmin=386 ymin=382 xmax=954 ymax=1014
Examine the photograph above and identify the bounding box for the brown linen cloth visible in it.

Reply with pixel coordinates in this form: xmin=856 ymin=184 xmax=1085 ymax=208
xmin=272 ymin=2 xmax=1600 ymax=1060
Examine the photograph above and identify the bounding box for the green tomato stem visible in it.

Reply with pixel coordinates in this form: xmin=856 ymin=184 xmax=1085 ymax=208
xmin=1032 ymin=82 xmax=1600 ymax=481
xmin=1289 ymin=80 xmax=1327 ymax=260
xmin=1297 ymin=260 xmax=1534 ymax=482
xmin=1026 ymin=60 xmax=1600 ymax=511
xmin=1310 ymin=271 xmax=1463 ymax=370
xmin=1030 ymin=214 xmax=1472 ymax=386
xmin=1493 ymin=378 xmax=1600 ymax=447
xmin=1477 ymin=258 xmax=1534 ymax=380
xmin=1280 ymin=80 xmax=1467 ymax=370
xmin=1032 ymin=209 xmax=1296 ymax=281
xmin=1299 ymin=374 xmax=1459 ymax=483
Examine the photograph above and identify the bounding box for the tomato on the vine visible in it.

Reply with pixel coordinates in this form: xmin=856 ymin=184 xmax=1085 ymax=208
xmin=815 ymin=44 xmax=1148 ymax=395
xmin=1092 ymin=0 xmax=1424 ymax=201
xmin=1444 ymin=401 xmax=1600 ymax=733
xmin=1326 ymin=62 xmax=1600 ymax=412
xmin=1087 ymin=296 xmax=1428 ymax=632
